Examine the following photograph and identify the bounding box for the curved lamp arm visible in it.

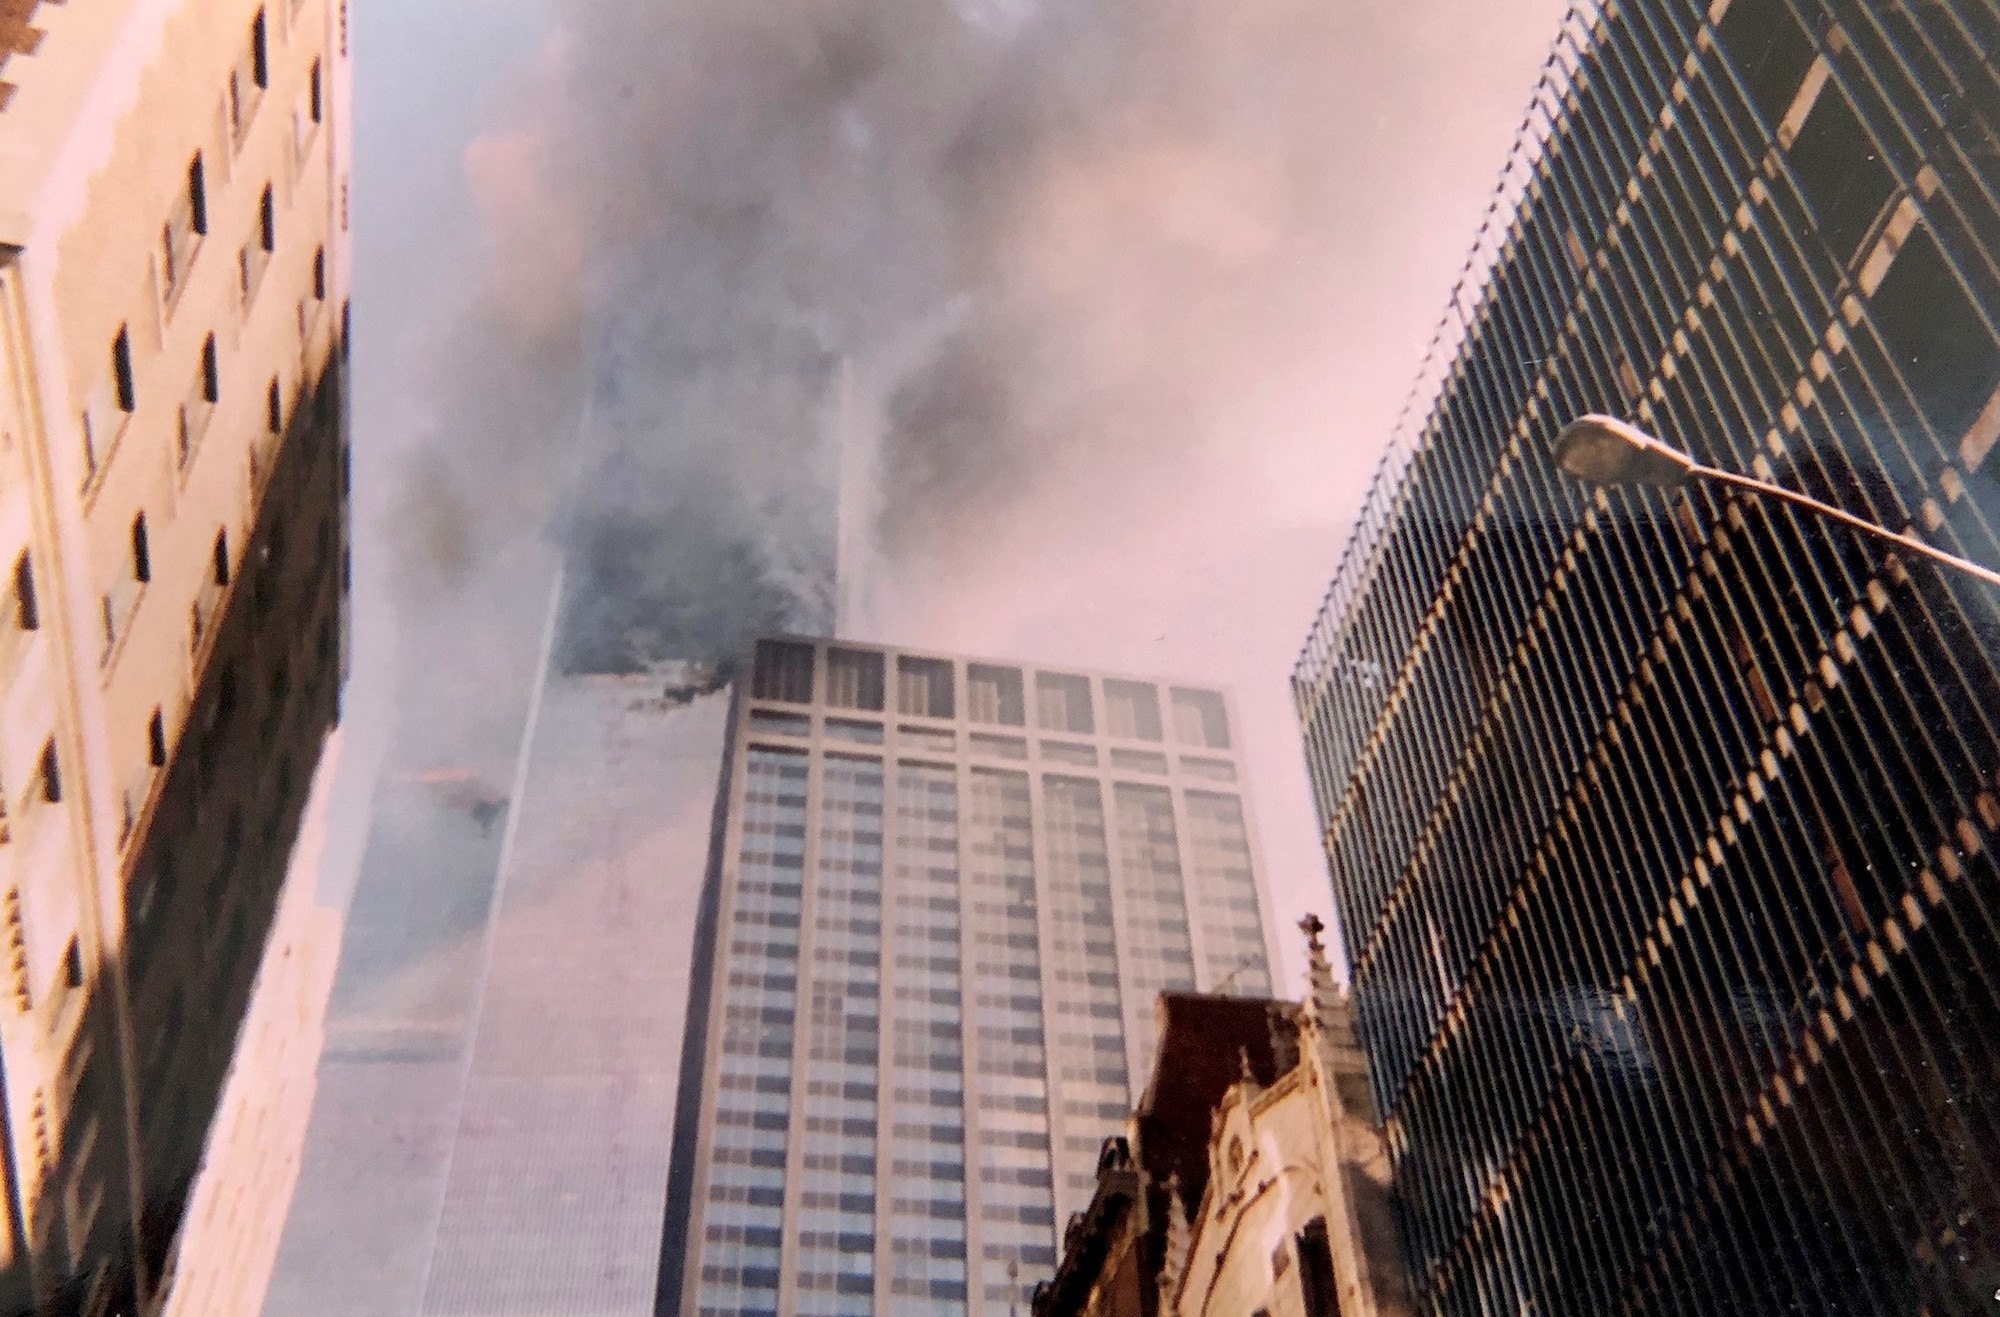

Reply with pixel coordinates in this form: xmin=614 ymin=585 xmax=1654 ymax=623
xmin=1553 ymin=414 xmax=2000 ymax=590
xmin=1691 ymin=463 xmax=2000 ymax=590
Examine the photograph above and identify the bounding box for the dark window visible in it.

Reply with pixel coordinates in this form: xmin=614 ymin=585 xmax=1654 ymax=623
xmin=312 ymin=247 xmax=326 ymax=301
xmin=62 ymin=939 xmax=82 ymax=990
xmin=1714 ymin=0 xmax=1818 ymax=130
xmin=1787 ymin=88 xmax=1894 ymax=264
xmin=1170 ymin=687 xmax=1231 ymax=749
xmin=1104 ymin=679 xmax=1164 ymax=741
xmin=259 ymin=184 xmax=275 ymax=253
xmin=896 ymin=656 xmax=955 ymax=719
xmin=148 ymin=709 xmax=167 ymax=767
xmin=250 ymin=10 xmax=268 ymax=89
xmin=1296 ymin=1217 xmax=1341 ymax=1317
xmin=213 ymin=530 xmax=230 ymax=586
xmin=824 ymin=647 xmax=884 ymax=711
xmin=751 ymin=640 xmax=815 ymax=704
xmin=189 ymin=154 xmax=208 ymax=234
xmin=217 ymin=664 xmax=238 ymax=723
xmin=112 ymin=327 xmax=135 ymax=413
xmin=267 ymin=377 xmax=282 ymax=433
xmin=310 ymin=60 xmax=322 ymax=124
xmin=966 ymin=664 xmax=1026 ymax=726
xmin=1871 ymin=230 xmax=2000 ymax=443
xmin=13 ymin=553 xmax=37 ymax=631
xmin=1035 ymin=672 xmax=1093 ymax=733
xmin=201 ymin=334 xmax=219 ymax=403
xmin=39 ymin=741 xmax=61 ymax=803
xmin=132 ymin=513 xmax=151 ymax=583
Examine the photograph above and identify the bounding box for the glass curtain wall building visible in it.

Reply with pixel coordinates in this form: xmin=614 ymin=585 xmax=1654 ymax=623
xmin=660 ymin=639 xmax=1279 ymax=1317
xmin=1294 ymin=0 xmax=2000 ymax=1313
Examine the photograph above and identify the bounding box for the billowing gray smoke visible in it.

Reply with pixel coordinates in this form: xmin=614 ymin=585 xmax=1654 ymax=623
xmin=397 ymin=0 xmax=1423 ymax=674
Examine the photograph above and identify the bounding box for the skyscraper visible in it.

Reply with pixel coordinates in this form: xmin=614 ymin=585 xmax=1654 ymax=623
xmin=273 ymin=309 xmax=856 ymax=1312
xmin=661 ymin=637 xmax=1279 ymax=1317
xmin=0 ymin=0 xmax=350 ymax=1309
xmin=412 ymin=658 xmax=732 ymax=1316
xmin=274 ymin=331 xmax=857 ymax=1310
xmin=1295 ymin=0 xmax=2000 ymax=1311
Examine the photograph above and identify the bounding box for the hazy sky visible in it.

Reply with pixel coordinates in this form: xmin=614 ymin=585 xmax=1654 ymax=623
xmin=331 ymin=0 xmax=1577 ymax=993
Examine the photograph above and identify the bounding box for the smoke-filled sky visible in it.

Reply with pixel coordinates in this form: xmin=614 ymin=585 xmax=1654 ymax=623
xmin=331 ymin=0 xmax=1574 ymax=990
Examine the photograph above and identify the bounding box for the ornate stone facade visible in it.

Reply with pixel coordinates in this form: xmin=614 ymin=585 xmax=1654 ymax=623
xmin=1036 ymin=920 xmax=1411 ymax=1317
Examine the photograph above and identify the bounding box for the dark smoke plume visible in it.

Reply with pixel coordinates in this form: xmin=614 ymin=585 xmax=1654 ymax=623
xmin=397 ymin=0 xmax=1432 ymax=671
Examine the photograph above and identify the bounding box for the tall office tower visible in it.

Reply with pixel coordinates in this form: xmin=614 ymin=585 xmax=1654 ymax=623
xmin=274 ymin=333 xmax=855 ymax=1309
xmin=1293 ymin=0 xmax=2000 ymax=1312
xmin=413 ymin=658 xmax=731 ymax=1316
xmin=0 ymin=1 xmax=350 ymax=1311
xmin=660 ymin=637 xmax=1279 ymax=1317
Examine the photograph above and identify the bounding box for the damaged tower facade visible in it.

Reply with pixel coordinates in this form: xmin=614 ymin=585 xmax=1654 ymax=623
xmin=660 ymin=637 xmax=1280 ymax=1317
xmin=274 ymin=310 xmax=856 ymax=1310
xmin=406 ymin=352 xmax=859 ymax=1311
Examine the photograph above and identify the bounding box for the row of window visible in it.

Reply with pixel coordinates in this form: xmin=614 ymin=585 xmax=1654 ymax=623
xmin=93 ymin=0 xmax=328 ymax=484
xmin=749 ymin=641 xmax=1234 ymax=749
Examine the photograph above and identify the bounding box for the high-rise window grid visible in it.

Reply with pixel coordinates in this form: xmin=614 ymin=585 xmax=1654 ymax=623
xmin=1107 ymin=783 xmax=1198 ymax=1084
xmin=963 ymin=769 xmax=1057 ymax=1312
xmin=1038 ymin=777 xmax=1131 ymax=1211
xmin=697 ymin=747 xmax=807 ymax=1316
xmin=793 ymin=755 xmax=883 ymax=1315
xmin=1181 ymin=790 xmax=1268 ymax=994
xmin=887 ymin=763 xmax=970 ymax=1313
xmin=666 ymin=641 xmax=1280 ymax=1317
xmin=1293 ymin=1 xmax=2000 ymax=1313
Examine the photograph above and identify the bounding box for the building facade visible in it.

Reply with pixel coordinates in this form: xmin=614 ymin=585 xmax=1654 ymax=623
xmin=413 ymin=665 xmax=732 ymax=1317
xmin=0 ymin=0 xmax=350 ymax=1310
xmin=1034 ymin=925 xmax=1411 ymax=1317
xmin=1161 ymin=928 xmax=1411 ymax=1317
xmin=156 ymin=736 xmax=345 ymax=1317
xmin=661 ymin=638 xmax=1280 ymax=1317
xmin=1294 ymin=0 xmax=2000 ymax=1312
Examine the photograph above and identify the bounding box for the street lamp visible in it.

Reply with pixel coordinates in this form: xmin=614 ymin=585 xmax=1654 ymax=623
xmin=1553 ymin=413 xmax=2000 ymax=590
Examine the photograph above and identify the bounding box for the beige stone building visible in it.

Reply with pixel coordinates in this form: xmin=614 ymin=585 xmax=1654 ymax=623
xmin=156 ymin=733 xmax=343 ymax=1317
xmin=1159 ymin=919 xmax=1411 ymax=1317
xmin=1035 ymin=920 xmax=1411 ymax=1317
xmin=0 ymin=0 xmax=350 ymax=1311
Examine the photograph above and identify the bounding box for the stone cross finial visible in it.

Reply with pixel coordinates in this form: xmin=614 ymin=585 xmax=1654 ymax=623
xmin=1301 ymin=913 xmax=1339 ymax=1031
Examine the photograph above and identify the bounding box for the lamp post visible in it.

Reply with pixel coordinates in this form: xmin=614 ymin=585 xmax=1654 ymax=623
xmin=1552 ymin=413 xmax=2000 ymax=590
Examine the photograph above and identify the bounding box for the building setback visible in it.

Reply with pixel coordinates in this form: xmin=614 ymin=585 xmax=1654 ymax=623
xmin=0 ymin=1 xmax=351 ymax=1311
xmin=1294 ymin=0 xmax=2000 ymax=1312
xmin=660 ymin=638 xmax=1280 ymax=1317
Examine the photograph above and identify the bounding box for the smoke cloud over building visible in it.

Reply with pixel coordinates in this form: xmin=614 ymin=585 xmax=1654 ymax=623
xmin=389 ymin=0 xmax=1461 ymax=673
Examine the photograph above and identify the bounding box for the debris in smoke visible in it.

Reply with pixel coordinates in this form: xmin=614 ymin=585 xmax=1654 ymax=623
xmin=397 ymin=768 xmax=512 ymax=835
xmin=624 ymin=660 xmax=741 ymax=712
